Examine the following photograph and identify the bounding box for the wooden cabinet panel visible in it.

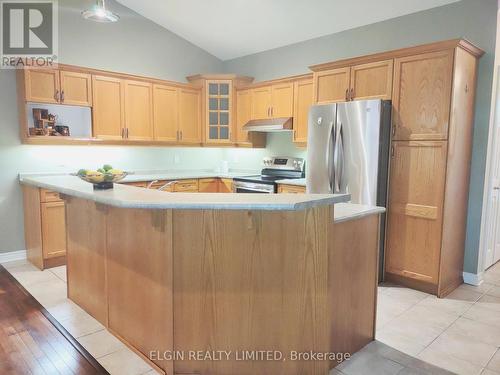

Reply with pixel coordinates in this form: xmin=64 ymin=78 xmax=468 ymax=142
xmin=314 ymin=67 xmax=350 ymax=104
xmin=92 ymin=75 xmax=125 ymax=140
xmin=293 ymin=79 xmax=313 ymax=144
xmin=271 ymin=83 xmax=294 ymax=118
xmin=392 ymin=51 xmax=454 ymax=141
xmin=25 ymin=69 xmax=60 ymax=104
xmin=236 ymin=89 xmax=252 ymax=143
xmin=173 ymin=179 xmax=199 ymax=192
xmin=41 ymin=201 xmax=67 ymax=259
xmin=350 ymin=60 xmax=393 ymax=100
xmin=198 ymin=178 xmax=219 ymax=192
xmin=385 ymin=141 xmax=448 ymax=285
xmin=153 ymin=84 xmax=178 ymax=142
xmin=218 ymin=178 xmax=233 ymax=193
xmin=124 ymin=80 xmax=153 ymax=141
xmin=59 ymin=71 xmax=92 ymax=106
xmin=278 ymin=184 xmax=306 ymax=194
xmin=251 ymin=86 xmax=272 ymax=119
xmin=178 ymin=88 xmax=202 ymax=144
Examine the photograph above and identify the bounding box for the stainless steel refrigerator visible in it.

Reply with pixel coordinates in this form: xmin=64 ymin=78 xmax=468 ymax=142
xmin=306 ymin=99 xmax=391 ymax=278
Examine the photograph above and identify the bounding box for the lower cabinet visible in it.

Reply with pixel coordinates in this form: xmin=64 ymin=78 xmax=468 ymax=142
xmin=23 ymin=187 xmax=67 ymax=270
xmin=385 ymin=141 xmax=447 ymax=287
xmin=278 ymin=184 xmax=306 ymax=194
xmin=198 ymin=178 xmax=219 ymax=192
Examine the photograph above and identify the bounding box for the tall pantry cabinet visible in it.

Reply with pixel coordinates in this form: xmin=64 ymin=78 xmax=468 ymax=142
xmin=385 ymin=42 xmax=483 ymax=297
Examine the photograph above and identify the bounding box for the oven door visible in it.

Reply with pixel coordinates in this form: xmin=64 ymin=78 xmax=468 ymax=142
xmin=233 ymin=181 xmax=275 ymax=194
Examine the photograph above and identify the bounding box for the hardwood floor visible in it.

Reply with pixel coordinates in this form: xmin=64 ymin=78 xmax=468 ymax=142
xmin=0 ymin=265 xmax=108 ymax=375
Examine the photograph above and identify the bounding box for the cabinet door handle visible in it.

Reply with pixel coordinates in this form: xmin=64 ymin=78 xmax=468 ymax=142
xmin=345 ymin=89 xmax=349 ymax=101
xmin=60 ymin=90 xmax=65 ymax=102
xmin=176 ymin=130 xmax=179 ymax=141
xmin=350 ymin=88 xmax=355 ymax=101
xmin=121 ymin=128 xmax=125 ymax=138
xmin=126 ymin=128 xmax=129 ymax=139
xmin=392 ymin=126 xmax=396 ymax=137
xmin=391 ymin=146 xmax=395 ymax=158
xmin=180 ymin=130 xmax=183 ymax=140
xmin=54 ymin=90 xmax=60 ymax=102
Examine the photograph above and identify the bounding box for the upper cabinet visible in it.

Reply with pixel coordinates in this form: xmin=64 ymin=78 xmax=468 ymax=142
xmin=206 ymin=80 xmax=232 ymax=143
xmin=124 ymin=80 xmax=154 ymax=141
xmin=314 ymin=67 xmax=351 ymax=104
xmin=293 ymin=78 xmax=314 ymax=144
xmin=24 ymin=68 xmax=92 ymax=106
xmin=312 ymin=60 xmax=393 ymax=104
xmin=59 ymin=71 xmax=93 ymax=106
xmin=251 ymin=83 xmax=294 ymax=119
xmin=271 ymin=83 xmax=294 ymax=118
xmin=251 ymin=86 xmax=272 ymax=119
xmin=153 ymin=84 xmax=179 ymax=143
xmin=92 ymin=75 xmax=125 ymax=140
xmin=392 ymin=51 xmax=454 ymax=141
xmin=350 ymin=60 xmax=393 ymax=101
xmin=235 ymin=89 xmax=266 ymax=148
xmin=178 ymin=87 xmax=202 ymax=144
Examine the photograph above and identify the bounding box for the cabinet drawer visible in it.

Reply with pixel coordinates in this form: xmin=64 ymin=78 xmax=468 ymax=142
xmin=278 ymin=184 xmax=306 ymax=194
xmin=173 ymin=179 xmax=199 ymax=192
xmin=124 ymin=181 xmax=148 ymax=188
xmin=40 ymin=189 xmax=63 ymax=203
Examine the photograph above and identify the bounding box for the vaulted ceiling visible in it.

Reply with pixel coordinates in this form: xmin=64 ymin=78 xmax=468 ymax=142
xmin=116 ymin=0 xmax=460 ymax=60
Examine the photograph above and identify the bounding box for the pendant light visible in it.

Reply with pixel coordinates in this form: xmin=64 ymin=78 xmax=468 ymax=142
xmin=82 ymin=0 xmax=119 ymax=23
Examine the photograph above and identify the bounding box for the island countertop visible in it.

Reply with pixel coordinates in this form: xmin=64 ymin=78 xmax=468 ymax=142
xmin=19 ymin=175 xmax=350 ymax=211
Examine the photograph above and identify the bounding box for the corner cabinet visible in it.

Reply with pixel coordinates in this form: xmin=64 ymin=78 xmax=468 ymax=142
xmin=384 ymin=43 xmax=483 ymax=297
xmin=186 ymin=74 xmax=258 ymax=146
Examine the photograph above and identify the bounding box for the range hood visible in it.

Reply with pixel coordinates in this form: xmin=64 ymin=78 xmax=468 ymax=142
xmin=242 ymin=117 xmax=293 ymax=132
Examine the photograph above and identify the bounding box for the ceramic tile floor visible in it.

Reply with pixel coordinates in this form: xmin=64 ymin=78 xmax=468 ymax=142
xmin=3 ymin=259 xmax=500 ymax=375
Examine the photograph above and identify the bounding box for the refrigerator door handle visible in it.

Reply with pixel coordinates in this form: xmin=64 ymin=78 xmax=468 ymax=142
xmin=326 ymin=121 xmax=335 ymax=193
xmin=334 ymin=120 xmax=344 ymax=193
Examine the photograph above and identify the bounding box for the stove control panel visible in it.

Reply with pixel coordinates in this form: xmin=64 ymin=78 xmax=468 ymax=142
xmin=263 ymin=157 xmax=305 ymax=171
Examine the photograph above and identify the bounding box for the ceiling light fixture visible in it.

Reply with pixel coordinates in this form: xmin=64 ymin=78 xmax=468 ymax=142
xmin=82 ymin=0 xmax=119 ymax=23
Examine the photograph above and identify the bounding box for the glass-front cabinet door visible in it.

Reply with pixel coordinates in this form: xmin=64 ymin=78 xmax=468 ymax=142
xmin=206 ymin=80 xmax=232 ymax=143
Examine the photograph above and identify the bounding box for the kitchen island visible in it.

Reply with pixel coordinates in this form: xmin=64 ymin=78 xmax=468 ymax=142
xmin=20 ymin=175 xmax=384 ymax=375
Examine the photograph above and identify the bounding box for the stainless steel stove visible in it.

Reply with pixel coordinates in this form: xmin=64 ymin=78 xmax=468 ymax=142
xmin=233 ymin=157 xmax=305 ymax=194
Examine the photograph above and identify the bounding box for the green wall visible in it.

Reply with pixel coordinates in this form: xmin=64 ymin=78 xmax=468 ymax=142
xmin=224 ymin=0 xmax=498 ymax=275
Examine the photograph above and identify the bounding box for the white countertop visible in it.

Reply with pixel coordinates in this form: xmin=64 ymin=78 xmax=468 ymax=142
xmin=334 ymin=203 xmax=386 ymax=223
xmin=19 ymin=175 xmax=350 ymax=211
xmin=275 ymin=178 xmax=306 ymax=187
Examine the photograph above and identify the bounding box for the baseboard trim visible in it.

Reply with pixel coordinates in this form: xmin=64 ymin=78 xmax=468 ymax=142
xmin=463 ymin=271 xmax=484 ymax=286
xmin=0 ymin=250 xmax=27 ymax=264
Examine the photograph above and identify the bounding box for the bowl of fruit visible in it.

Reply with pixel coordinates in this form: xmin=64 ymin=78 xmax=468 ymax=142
xmin=73 ymin=165 xmax=129 ymax=190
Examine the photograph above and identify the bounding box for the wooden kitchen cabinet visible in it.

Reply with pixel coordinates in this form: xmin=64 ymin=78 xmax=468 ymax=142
xmin=41 ymin=201 xmax=67 ymax=259
xmin=251 ymin=86 xmax=272 ymax=119
xmin=251 ymin=83 xmax=294 ymax=119
xmin=59 ymin=70 xmax=92 ymax=106
xmin=205 ymin=80 xmax=232 ymax=143
xmin=313 ymin=61 xmax=392 ymax=103
xmin=23 ymin=186 xmax=66 ymax=270
xmin=124 ymin=80 xmax=154 ymax=141
xmin=198 ymin=178 xmax=219 ymax=192
xmin=314 ymin=67 xmax=351 ymax=104
xmin=392 ymin=50 xmax=454 ymax=141
xmin=350 ymin=60 xmax=393 ymax=101
xmin=384 ymin=43 xmax=483 ymax=297
xmin=293 ymin=78 xmax=313 ymax=144
xmin=385 ymin=141 xmax=447 ymax=285
xmin=235 ymin=89 xmax=266 ymax=147
xmin=24 ymin=68 xmax=92 ymax=106
xmin=278 ymin=184 xmax=306 ymax=194
xmin=92 ymin=75 xmax=125 ymax=140
xmin=153 ymin=84 xmax=179 ymax=142
xmin=178 ymin=88 xmax=202 ymax=144
xmin=218 ymin=178 xmax=233 ymax=193
xmin=271 ymin=82 xmax=294 ymax=118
